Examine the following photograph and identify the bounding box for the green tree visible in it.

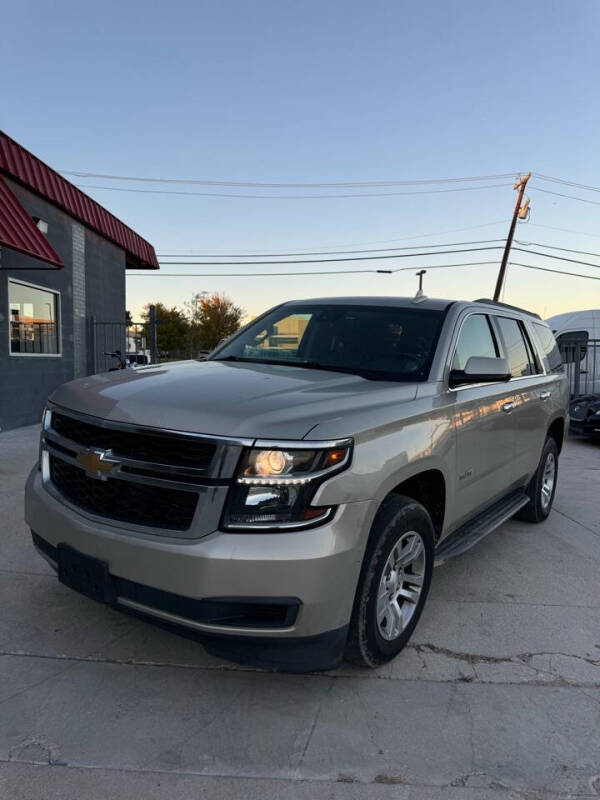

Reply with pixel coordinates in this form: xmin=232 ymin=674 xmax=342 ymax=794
xmin=186 ymin=292 xmax=244 ymax=352
xmin=141 ymin=303 xmax=189 ymax=356
xmin=125 ymin=309 xmax=133 ymax=327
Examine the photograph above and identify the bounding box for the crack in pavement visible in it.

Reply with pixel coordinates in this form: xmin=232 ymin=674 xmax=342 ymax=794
xmin=0 ymin=655 xmax=81 ymax=708
xmin=2 ymin=649 xmax=599 ymax=687
xmin=0 ymin=643 xmax=600 ymax=702
xmin=293 ymin=676 xmax=335 ymax=775
xmin=2 ymin=758 xmax=598 ymax=798
xmin=553 ymin=507 xmax=600 ymax=540
xmin=413 ymin=643 xmax=600 ymax=669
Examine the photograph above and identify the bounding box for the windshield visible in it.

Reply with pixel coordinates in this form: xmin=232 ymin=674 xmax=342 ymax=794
xmin=211 ymin=303 xmax=445 ymax=381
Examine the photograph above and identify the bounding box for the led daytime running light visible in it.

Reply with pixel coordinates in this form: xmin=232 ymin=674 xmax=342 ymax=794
xmin=238 ymin=476 xmax=312 ymax=486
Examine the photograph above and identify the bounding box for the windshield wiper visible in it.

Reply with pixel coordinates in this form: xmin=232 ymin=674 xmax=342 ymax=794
xmin=213 ymin=355 xmax=297 ymax=366
xmin=213 ymin=355 xmax=402 ymax=381
xmin=296 ymin=361 xmax=392 ymax=380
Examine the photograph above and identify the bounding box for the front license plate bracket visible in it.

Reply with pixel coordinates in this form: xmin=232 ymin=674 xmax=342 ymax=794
xmin=57 ymin=544 xmax=116 ymax=604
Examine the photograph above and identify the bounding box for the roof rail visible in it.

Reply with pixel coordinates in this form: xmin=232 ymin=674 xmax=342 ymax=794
xmin=474 ymin=298 xmax=541 ymax=319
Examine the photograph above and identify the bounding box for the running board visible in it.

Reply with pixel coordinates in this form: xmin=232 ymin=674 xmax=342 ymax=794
xmin=434 ymin=490 xmax=530 ymax=565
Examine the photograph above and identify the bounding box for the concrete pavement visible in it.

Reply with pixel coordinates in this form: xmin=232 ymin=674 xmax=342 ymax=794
xmin=1 ymin=425 xmax=599 ymax=798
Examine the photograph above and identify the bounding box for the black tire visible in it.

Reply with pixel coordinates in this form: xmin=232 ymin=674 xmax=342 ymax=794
xmin=345 ymin=495 xmax=435 ymax=668
xmin=515 ymin=436 xmax=559 ymax=523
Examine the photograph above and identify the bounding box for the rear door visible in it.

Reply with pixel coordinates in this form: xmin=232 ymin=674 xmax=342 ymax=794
xmin=449 ymin=312 xmax=517 ymax=524
xmin=492 ymin=316 xmax=552 ymax=486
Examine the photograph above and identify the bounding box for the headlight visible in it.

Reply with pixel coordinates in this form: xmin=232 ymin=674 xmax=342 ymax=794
xmin=222 ymin=440 xmax=352 ymax=531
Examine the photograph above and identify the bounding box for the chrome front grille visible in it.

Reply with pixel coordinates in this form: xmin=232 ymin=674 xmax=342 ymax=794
xmin=41 ymin=405 xmax=251 ymax=534
xmin=51 ymin=411 xmax=216 ymax=472
xmin=49 ymin=454 xmax=199 ymax=530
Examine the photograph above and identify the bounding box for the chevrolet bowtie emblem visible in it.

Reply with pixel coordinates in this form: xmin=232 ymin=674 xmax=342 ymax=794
xmin=76 ymin=448 xmax=119 ymax=480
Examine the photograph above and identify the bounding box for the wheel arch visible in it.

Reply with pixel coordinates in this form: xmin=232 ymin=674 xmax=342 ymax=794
xmin=547 ymin=416 xmax=565 ymax=454
xmin=382 ymin=467 xmax=446 ymax=541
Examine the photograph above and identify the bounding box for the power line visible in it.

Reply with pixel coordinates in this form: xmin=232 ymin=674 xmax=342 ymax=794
xmin=126 ymin=260 xmax=500 ymax=277
xmin=529 ymin=222 xmax=600 ymax=240
xmin=511 ymin=246 xmax=600 ymax=270
xmin=530 ymin=186 xmax=600 ymax=207
xmin=64 ymin=171 xmax=521 ymax=188
xmin=127 ymin=254 xmax=600 ymax=282
xmin=126 ymin=259 xmax=600 ymax=282
xmin=511 ymin=262 xmax=600 ymax=282
xmin=534 ymin=173 xmax=600 ymax=194
xmin=156 ymin=220 xmax=507 ymax=254
xmin=156 ymin=238 xmax=506 ymax=259
xmin=75 ymin=182 xmax=512 ymax=200
xmin=515 ymin=240 xmax=600 ymax=260
xmin=57 ymin=165 xmax=600 ymax=197
xmin=155 ymin=244 xmax=600 ymax=270
xmin=130 ymin=268 xmax=383 ymax=277
xmin=157 ymin=245 xmax=502 ymax=266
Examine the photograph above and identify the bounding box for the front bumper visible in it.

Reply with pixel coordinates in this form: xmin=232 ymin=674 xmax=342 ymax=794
xmin=25 ymin=467 xmax=373 ymax=670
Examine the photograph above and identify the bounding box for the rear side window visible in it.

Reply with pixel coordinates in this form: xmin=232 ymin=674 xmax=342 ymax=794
xmin=452 ymin=314 xmax=498 ymax=371
xmin=534 ymin=323 xmax=564 ymax=372
xmin=496 ymin=317 xmax=535 ymax=377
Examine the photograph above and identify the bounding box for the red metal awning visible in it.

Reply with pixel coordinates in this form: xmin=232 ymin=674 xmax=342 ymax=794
xmin=0 ymin=132 xmax=158 ymax=269
xmin=0 ymin=177 xmax=63 ymax=269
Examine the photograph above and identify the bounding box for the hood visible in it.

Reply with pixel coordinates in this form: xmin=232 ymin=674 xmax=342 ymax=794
xmin=49 ymin=360 xmax=419 ymax=440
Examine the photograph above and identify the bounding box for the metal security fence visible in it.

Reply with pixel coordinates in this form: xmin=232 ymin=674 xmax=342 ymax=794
xmin=88 ymin=308 xmax=157 ymax=374
xmin=89 ymin=319 xmax=127 ymax=373
xmin=559 ymin=338 xmax=600 ymax=397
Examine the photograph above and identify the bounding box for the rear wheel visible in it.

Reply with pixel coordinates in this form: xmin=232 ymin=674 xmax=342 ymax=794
xmin=345 ymin=496 xmax=435 ymax=668
xmin=516 ymin=436 xmax=559 ymax=523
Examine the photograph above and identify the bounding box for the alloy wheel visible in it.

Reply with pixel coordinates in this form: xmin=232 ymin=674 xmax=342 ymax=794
xmin=376 ymin=531 xmax=426 ymax=641
xmin=540 ymin=451 xmax=556 ymax=511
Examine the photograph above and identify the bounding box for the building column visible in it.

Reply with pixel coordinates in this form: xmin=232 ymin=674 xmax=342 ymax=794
xmin=72 ymin=222 xmax=87 ymax=377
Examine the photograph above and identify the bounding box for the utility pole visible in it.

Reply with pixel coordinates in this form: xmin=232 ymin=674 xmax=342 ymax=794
xmin=493 ymin=172 xmax=531 ymax=301
xmin=415 ymin=269 xmax=427 ymax=298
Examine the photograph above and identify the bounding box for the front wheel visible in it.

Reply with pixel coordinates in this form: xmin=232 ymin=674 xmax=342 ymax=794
xmin=345 ymin=496 xmax=435 ymax=668
xmin=516 ymin=436 xmax=559 ymax=523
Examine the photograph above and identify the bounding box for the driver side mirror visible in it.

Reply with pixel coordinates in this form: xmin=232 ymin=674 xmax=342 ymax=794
xmin=449 ymin=356 xmax=511 ymax=388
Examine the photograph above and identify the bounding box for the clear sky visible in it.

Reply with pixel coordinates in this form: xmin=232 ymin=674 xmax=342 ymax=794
xmin=3 ymin=0 xmax=600 ymax=321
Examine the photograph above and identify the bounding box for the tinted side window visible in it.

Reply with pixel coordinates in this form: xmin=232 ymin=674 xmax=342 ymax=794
xmin=496 ymin=317 xmax=534 ymax=377
xmin=452 ymin=314 xmax=498 ymax=371
xmin=521 ymin=325 xmax=542 ymax=375
xmin=534 ymin=323 xmax=564 ymax=372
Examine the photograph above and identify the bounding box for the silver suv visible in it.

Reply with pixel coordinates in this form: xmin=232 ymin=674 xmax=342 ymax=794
xmin=25 ymin=297 xmax=569 ymax=672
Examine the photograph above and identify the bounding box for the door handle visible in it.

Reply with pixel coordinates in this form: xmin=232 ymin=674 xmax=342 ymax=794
xmin=540 ymin=391 xmax=551 ymax=401
xmin=502 ymin=401 xmax=516 ymax=413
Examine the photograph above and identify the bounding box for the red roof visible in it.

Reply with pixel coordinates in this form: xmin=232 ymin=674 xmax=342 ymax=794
xmin=0 ymin=177 xmax=63 ymax=268
xmin=0 ymin=131 xmax=159 ymax=269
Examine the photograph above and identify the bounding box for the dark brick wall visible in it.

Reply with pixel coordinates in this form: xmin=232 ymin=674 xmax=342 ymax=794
xmin=84 ymin=225 xmax=126 ymax=373
xmin=0 ymin=179 xmax=126 ymax=431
